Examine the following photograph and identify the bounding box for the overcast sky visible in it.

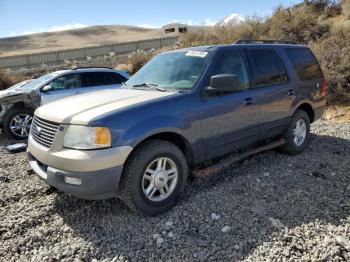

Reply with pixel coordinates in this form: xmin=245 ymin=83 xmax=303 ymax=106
xmin=0 ymin=0 xmax=302 ymax=38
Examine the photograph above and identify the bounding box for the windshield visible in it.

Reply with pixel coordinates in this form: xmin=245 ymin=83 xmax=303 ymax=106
xmin=20 ymin=73 xmax=57 ymax=91
xmin=126 ymin=50 xmax=212 ymax=91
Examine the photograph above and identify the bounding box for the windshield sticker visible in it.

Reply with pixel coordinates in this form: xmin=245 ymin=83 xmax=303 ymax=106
xmin=186 ymin=51 xmax=208 ymax=58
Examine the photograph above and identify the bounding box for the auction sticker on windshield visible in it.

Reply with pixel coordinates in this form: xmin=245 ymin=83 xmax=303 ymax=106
xmin=186 ymin=51 xmax=208 ymax=58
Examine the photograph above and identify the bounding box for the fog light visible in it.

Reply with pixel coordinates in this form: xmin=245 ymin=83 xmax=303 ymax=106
xmin=64 ymin=176 xmax=82 ymax=186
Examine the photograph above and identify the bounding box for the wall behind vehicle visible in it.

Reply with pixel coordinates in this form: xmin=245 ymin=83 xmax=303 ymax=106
xmin=0 ymin=37 xmax=179 ymax=71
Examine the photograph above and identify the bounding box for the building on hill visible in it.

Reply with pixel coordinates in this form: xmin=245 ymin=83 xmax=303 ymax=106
xmin=162 ymin=23 xmax=196 ymax=36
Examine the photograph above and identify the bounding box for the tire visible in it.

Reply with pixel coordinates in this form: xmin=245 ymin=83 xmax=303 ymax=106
xmin=119 ymin=140 xmax=188 ymax=216
xmin=4 ymin=108 xmax=34 ymax=140
xmin=279 ymin=109 xmax=310 ymax=155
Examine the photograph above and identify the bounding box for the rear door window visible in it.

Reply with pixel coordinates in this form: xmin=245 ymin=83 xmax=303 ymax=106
xmin=248 ymin=49 xmax=287 ymax=87
xmin=80 ymin=72 xmax=109 ymax=87
xmin=285 ymin=48 xmax=323 ymax=81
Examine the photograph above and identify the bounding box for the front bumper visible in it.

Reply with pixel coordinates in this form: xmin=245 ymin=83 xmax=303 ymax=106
xmin=28 ymin=134 xmax=133 ymax=200
xmin=28 ymin=152 xmax=123 ymax=199
xmin=28 ymin=152 xmax=123 ymax=200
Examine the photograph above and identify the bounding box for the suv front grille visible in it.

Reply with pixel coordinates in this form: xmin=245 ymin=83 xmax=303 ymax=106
xmin=31 ymin=117 xmax=60 ymax=148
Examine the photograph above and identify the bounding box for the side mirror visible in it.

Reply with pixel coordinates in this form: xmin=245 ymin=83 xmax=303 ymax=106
xmin=41 ymin=85 xmax=51 ymax=92
xmin=206 ymin=74 xmax=241 ymax=95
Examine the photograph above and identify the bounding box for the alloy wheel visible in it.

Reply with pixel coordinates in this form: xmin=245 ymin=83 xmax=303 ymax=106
xmin=142 ymin=157 xmax=178 ymax=202
xmin=9 ymin=114 xmax=33 ymax=138
xmin=293 ymin=119 xmax=307 ymax=146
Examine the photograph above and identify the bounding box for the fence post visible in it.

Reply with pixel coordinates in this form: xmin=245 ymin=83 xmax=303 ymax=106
xmin=26 ymin=55 xmax=30 ymax=69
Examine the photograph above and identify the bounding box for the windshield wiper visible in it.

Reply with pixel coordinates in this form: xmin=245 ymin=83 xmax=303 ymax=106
xmin=132 ymin=83 xmax=166 ymax=92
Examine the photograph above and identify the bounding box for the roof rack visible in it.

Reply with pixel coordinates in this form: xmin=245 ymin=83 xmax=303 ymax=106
xmin=72 ymin=66 xmax=114 ymax=70
xmin=234 ymin=39 xmax=298 ymax=45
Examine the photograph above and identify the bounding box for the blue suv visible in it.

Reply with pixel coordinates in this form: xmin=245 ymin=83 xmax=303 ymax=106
xmin=28 ymin=40 xmax=326 ymax=215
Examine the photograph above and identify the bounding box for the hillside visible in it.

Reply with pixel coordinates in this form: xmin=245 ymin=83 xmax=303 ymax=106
xmin=0 ymin=25 xmax=163 ymax=56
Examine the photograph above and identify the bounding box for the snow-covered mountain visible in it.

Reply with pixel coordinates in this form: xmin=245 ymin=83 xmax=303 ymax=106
xmin=217 ymin=13 xmax=246 ymax=26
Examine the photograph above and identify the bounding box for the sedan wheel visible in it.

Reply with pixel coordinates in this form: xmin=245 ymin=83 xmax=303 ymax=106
xmin=9 ymin=114 xmax=33 ymax=138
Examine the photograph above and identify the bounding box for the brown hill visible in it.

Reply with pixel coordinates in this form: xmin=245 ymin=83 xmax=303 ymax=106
xmin=0 ymin=25 xmax=163 ymax=56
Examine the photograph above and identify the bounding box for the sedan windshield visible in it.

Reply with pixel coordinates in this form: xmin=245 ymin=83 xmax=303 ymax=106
xmin=20 ymin=73 xmax=57 ymax=91
xmin=126 ymin=50 xmax=212 ymax=91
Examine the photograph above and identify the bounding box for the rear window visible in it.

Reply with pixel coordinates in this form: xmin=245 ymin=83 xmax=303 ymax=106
xmin=286 ymin=48 xmax=323 ymax=81
xmin=249 ymin=49 xmax=288 ymax=87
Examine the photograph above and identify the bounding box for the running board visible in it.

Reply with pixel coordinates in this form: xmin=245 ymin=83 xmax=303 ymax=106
xmin=192 ymin=138 xmax=286 ymax=177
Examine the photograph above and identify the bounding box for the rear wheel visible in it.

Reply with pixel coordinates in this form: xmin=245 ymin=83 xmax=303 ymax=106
xmin=279 ymin=109 xmax=310 ymax=155
xmin=4 ymin=108 xmax=33 ymax=140
xmin=119 ymin=140 xmax=188 ymax=216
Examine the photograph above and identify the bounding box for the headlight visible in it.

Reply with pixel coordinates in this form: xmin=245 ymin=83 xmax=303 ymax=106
xmin=63 ymin=126 xmax=111 ymax=150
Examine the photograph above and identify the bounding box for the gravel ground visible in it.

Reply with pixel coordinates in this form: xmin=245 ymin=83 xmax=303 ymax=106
xmin=0 ymin=119 xmax=349 ymax=262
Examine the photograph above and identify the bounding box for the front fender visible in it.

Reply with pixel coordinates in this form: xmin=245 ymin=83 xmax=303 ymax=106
xmin=0 ymin=92 xmax=40 ymax=108
xmin=115 ymin=115 xmax=186 ymax=147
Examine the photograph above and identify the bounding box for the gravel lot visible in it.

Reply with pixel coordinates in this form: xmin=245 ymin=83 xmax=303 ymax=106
xmin=0 ymin=119 xmax=349 ymax=261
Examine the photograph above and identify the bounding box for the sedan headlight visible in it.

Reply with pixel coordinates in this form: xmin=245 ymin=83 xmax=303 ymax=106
xmin=63 ymin=126 xmax=111 ymax=150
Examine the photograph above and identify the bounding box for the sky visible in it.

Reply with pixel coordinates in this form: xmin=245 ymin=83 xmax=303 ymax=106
xmin=0 ymin=0 xmax=302 ymax=38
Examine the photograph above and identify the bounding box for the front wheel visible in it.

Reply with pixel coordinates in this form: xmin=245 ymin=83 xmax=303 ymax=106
xmin=119 ymin=140 xmax=188 ymax=216
xmin=4 ymin=108 xmax=34 ymax=140
xmin=279 ymin=109 xmax=310 ymax=155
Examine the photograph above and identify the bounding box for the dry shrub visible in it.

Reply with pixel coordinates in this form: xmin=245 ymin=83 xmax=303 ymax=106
xmin=0 ymin=70 xmax=27 ymax=91
xmin=179 ymin=16 xmax=267 ymax=47
xmin=305 ymin=0 xmax=342 ymax=17
xmin=342 ymin=0 xmax=350 ymax=18
xmin=0 ymin=70 xmax=14 ymax=90
xmin=310 ymin=28 xmax=350 ymax=101
xmin=266 ymin=5 xmax=330 ymax=43
xmin=115 ymin=63 xmax=130 ymax=72
xmin=127 ymin=50 xmax=156 ymax=74
xmin=126 ymin=47 xmax=174 ymax=74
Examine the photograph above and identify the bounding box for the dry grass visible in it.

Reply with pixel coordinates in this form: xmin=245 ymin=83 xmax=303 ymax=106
xmin=324 ymin=105 xmax=350 ymax=123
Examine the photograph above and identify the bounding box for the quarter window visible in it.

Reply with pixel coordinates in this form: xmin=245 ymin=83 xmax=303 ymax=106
xmin=106 ymin=73 xmax=127 ymax=84
xmin=285 ymin=48 xmax=323 ymax=81
xmin=249 ymin=49 xmax=286 ymax=86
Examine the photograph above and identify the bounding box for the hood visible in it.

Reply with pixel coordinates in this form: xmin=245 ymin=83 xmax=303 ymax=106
xmin=35 ymin=89 xmax=175 ymax=125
